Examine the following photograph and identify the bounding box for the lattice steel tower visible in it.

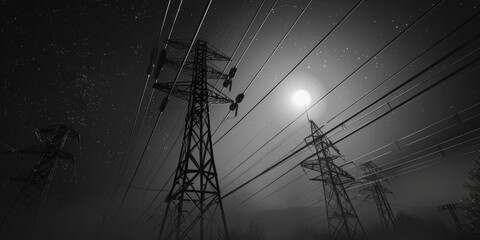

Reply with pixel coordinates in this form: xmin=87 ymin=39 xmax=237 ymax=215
xmin=301 ymin=120 xmax=367 ymax=240
xmin=359 ymin=162 xmax=396 ymax=236
xmin=0 ymin=124 xmax=79 ymax=237
xmin=154 ymin=40 xmax=232 ymax=240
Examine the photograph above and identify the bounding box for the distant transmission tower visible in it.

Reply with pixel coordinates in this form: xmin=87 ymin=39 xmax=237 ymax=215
xmin=154 ymin=39 xmax=233 ymax=240
xmin=0 ymin=124 xmax=79 ymax=237
xmin=359 ymin=162 xmax=396 ymax=236
xmin=439 ymin=203 xmax=461 ymax=232
xmin=301 ymin=120 xmax=367 ymax=240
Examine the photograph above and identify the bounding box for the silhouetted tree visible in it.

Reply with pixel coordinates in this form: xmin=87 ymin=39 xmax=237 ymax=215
xmin=460 ymin=159 xmax=480 ymax=239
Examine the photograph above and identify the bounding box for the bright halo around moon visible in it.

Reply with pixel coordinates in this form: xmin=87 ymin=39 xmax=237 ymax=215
xmin=292 ymin=89 xmax=311 ymax=107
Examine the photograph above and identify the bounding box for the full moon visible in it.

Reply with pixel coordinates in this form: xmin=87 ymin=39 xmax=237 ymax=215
xmin=292 ymin=89 xmax=311 ymax=107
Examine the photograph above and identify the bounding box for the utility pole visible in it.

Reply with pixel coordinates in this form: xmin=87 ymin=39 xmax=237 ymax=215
xmin=301 ymin=120 xmax=367 ymax=240
xmin=0 ymin=124 xmax=79 ymax=237
xmin=359 ymin=162 xmax=396 ymax=236
xmin=439 ymin=203 xmax=461 ymax=232
xmin=154 ymin=39 xmax=233 ymax=240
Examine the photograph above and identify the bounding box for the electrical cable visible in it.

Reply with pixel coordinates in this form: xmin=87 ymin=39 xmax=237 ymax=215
xmin=214 ymin=10 xmax=480 ymax=192
xmin=349 ymin=147 xmax=480 ymax=191
xmin=114 ymin=0 xmax=213 ymax=219
xmin=127 ymin=128 xmax=184 ymax=236
xmin=237 ymin=100 xmax=480 ymax=212
xmin=221 ymin=53 xmax=480 ymax=200
xmin=219 ymin=118 xmax=276 ymax=169
xmin=357 ymin=130 xmax=480 ymax=182
xmin=210 ymin=0 xmax=361 ymax=146
xmin=220 ymin=121 xmax=307 ymax=190
xmin=212 ymin=0 xmax=316 ymax=136
xmin=323 ymin=10 xmax=480 ymax=128
xmin=341 ymin=101 xmax=480 ymax=169
xmin=115 ymin=0 xmax=173 ymax=188
xmin=129 ymin=121 xmax=184 ymax=217
xmin=211 ymin=0 xmax=279 ymax=136
xmin=212 ymin=0 xmax=269 ymax=89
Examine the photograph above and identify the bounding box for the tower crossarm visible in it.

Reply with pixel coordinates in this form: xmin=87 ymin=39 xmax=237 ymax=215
xmin=166 ymin=39 xmax=230 ymax=61
xmin=153 ymin=82 xmax=232 ymax=104
xmin=164 ymin=59 xmax=229 ymax=80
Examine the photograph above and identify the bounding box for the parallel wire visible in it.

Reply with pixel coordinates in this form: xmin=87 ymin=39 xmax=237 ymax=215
xmin=212 ymin=0 xmax=269 ymax=89
xmin=219 ymin=0 xmax=456 ymax=190
xmin=212 ymin=0 xmax=363 ymax=146
xmin=127 ymin=0 xmax=277 ymax=232
xmin=323 ymin=10 xmax=480 ymax=128
xmin=230 ymin=127 xmax=480 ymax=214
xmin=129 ymin=118 xmax=184 ymax=215
xmin=115 ymin=0 xmax=173 ymax=187
xmin=246 ymin=103 xmax=480 ymax=211
xmin=341 ymin=101 xmax=480 ymax=168
xmin=222 ymin=52 xmax=480 ymax=215
xmin=220 ymin=122 xmax=307 ymax=189
xmin=217 ymin=0 xmax=444 ymax=147
xmin=243 ymin=0 xmax=313 ymax=94
xmin=127 ymin=127 xmax=184 ymax=236
xmin=221 ymin=51 xmax=480 ymax=200
xmin=114 ymin=0 xmax=213 ymax=219
xmin=211 ymin=0 xmax=279 ymax=136
xmin=117 ymin=0 xmax=182 ymax=189
xmin=212 ymin=0 xmax=318 ymax=138
xmin=228 ymin=28 xmax=480 ymax=201
xmin=219 ymin=9 xmax=480 ymax=187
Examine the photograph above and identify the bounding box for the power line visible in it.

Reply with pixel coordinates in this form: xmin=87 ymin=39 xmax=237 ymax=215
xmin=127 ymin=127 xmax=184 ymax=237
xmin=323 ymin=10 xmax=480 ymax=128
xmin=211 ymin=0 xmax=279 ymax=136
xmin=215 ymin=9 xmax=480 ymax=193
xmin=221 ymin=53 xmax=480 ymax=215
xmin=115 ymin=0 xmax=173 ymax=187
xmin=245 ymin=100 xmax=480 ymax=212
xmin=113 ymin=0 xmax=213 ymax=219
xmin=220 ymin=118 xmax=306 ymax=187
xmin=213 ymin=0 xmax=365 ymax=146
xmin=221 ymin=51 xmax=480 ymax=200
xmin=212 ymin=0 xmax=269 ymax=89
xmin=341 ymin=101 xmax=480 ymax=169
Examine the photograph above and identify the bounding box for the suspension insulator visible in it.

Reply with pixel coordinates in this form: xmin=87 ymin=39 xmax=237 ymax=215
xmin=235 ymin=93 xmax=244 ymax=103
xmin=223 ymin=79 xmax=231 ymax=88
xmin=229 ymin=102 xmax=237 ymax=112
xmin=153 ymin=65 xmax=161 ymax=80
xmin=228 ymin=67 xmax=237 ymax=79
xmin=157 ymin=49 xmax=167 ymax=69
xmin=146 ymin=48 xmax=159 ymax=75
xmin=159 ymin=97 xmax=169 ymax=112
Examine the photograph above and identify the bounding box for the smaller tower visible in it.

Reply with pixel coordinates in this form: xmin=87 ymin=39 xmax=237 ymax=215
xmin=301 ymin=120 xmax=367 ymax=240
xmin=359 ymin=162 xmax=396 ymax=236
xmin=0 ymin=124 xmax=79 ymax=237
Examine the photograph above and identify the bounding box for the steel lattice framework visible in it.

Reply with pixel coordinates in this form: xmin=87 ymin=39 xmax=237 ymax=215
xmin=0 ymin=124 xmax=79 ymax=237
xmin=301 ymin=120 xmax=367 ymax=240
xmin=359 ymin=162 xmax=396 ymax=236
xmin=155 ymin=40 xmax=231 ymax=240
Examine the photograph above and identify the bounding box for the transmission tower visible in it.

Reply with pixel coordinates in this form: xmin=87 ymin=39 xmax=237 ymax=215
xmin=154 ymin=39 xmax=232 ymax=240
xmin=359 ymin=162 xmax=396 ymax=236
xmin=439 ymin=203 xmax=461 ymax=232
xmin=0 ymin=124 xmax=79 ymax=237
xmin=300 ymin=120 xmax=367 ymax=240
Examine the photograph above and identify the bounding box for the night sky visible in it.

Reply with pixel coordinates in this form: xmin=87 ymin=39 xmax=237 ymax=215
xmin=1 ymin=0 xmax=480 ymax=239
